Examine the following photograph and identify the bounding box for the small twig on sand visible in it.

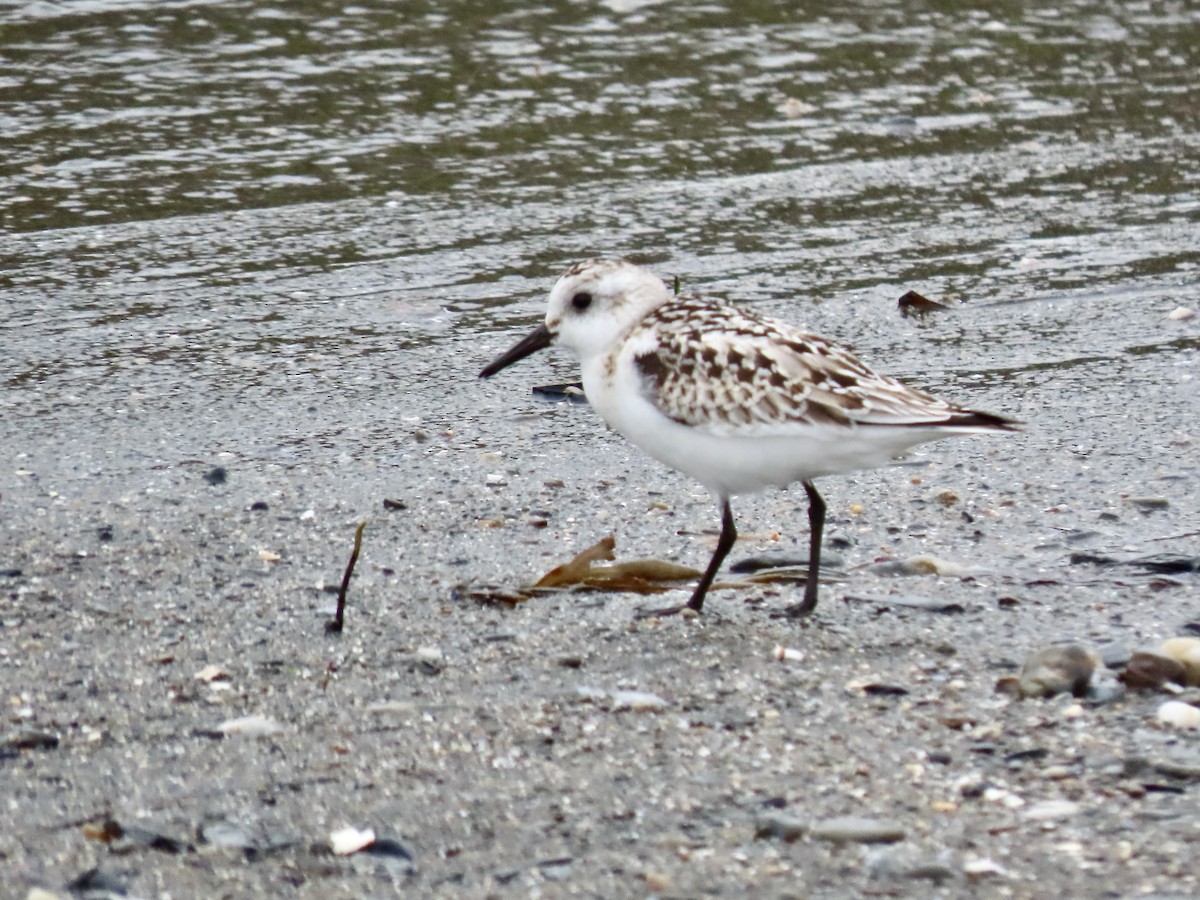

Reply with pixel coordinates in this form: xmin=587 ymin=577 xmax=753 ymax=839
xmin=326 ymin=521 xmax=366 ymax=634
xmin=1145 ymin=530 xmax=1200 ymax=542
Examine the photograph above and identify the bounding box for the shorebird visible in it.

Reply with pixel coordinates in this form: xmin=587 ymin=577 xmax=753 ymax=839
xmin=481 ymin=259 xmax=1018 ymax=617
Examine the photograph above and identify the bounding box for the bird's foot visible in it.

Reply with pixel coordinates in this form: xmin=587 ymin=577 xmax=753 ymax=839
xmin=782 ymin=601 xmax=816 ymax=619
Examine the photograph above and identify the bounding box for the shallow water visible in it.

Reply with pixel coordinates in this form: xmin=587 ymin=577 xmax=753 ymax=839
xmin=4 ymin=1 xmax=1197 ymax=416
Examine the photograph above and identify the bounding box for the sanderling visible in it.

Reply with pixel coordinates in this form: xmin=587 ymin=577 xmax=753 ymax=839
xmin=480 ymin=258 xmax=1019 ymax=618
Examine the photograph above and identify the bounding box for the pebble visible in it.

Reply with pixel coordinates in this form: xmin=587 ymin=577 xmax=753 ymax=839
xmin=1096 ymin=641 xmax=1132 ymax=669
xmin=772 ymin=645 xmax=805 ymax=663
xmin=1017 ymin=645 xmax=1099 ymax=698
xmin=994 ymin=676 xmax=1021 ymax=698
xmin=411 ymin=646 xmax=444 ymax=676
xmin=864 ymin=846 xmax=956 ymax=883
xmin=1121 ymin=650 xmax=1187 ymax=690
xmin=1060 ymin=702 xmax=1085 ymax=719
xmin=1159 ymin=637 xmax=1200 ymax=686
xmin=1152 ymin=749 xmax=1200 ymax=780
xmin=67 ymin=868 xmax=132 ymax=895
xmin=825 ymin=529 xmax=852 ymax=549
xmin=1166 ymin=306 xmax=1196 ymax=320
xmin=963 ymin=856 xmax=1008 ymax=878
xmin=1129 ymin=496 xmax=1169 ymax=511
xmin=1023 ymin=799 xmax=1079 ymax=821
xmin=1085 ymin=671 xmax=1126 ymax=705
xmin=114 ymin=822 xmax=170 ymax=852
xmin=610 ymin=690 xmax=669 ymax=711
xmin=217 ymin=714 xmax=283 ymax=738
xmin=865 ymin=555 xmax=967 ymax=577
xmin=5 ymin=730 xmax=60 ymax=751
xmin=810 ymin=816 xmax=905 ymax=844
xmin=200 ymin=821 xmax=260 ymax=851
xmin=983 ymin=787 xmax=1025 ymax=808
xmin=1177 ymin=686 xmax=1200 ymax=704
xmin=897 ymin=289 xmax=952 ymax=315
xmin=194 ymin=664 xmax=229 ymax=683
xmin=360 ymin=705 xmax=415 ymax=725
xmin=844 ymin=593 xmax=966 ymax=613
xmin=1156 ymin=700 xmax=1200 ymax=730
xmin=331 ymin=825 xmax=376 ymax=855
xmin=643 ymin=872 xmax=672 ymax=892
xmin=347 ymin=837 xmax=416 ymax=877
xmin=754 ymin=810 xmax=807 ymax=842
xmin=535 ymin=857 xmax=573 ymax=881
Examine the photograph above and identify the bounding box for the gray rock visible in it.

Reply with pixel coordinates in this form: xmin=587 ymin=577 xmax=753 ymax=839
xmin=1018 ymin=645 xmax=1099 ymax=698
xmin=356 ymin=838 xmax=417 ymax=878
xmin=535 ymin=857 xmax=574 ymax=881
xmin=1097 ymin=641 xmax=1132 ymax=669
xmin=200 ymin=821 xmax=260 ymax=851
xmin=730 ymin=550 xmax=844 ymax=573
xmin=811 ymin=816 xmax=906 ymax=844
xmin=865 ymin=845 xmax=957 ymax=883
xmin=754 ymin=810 xmax=807 ymax=842
xmin=1130 ymin=497 xmax=1169 ymax=510
xmin=844 ymin=593 xmax=966 ymax=613
xmin=1152 ymin=750 xmax=1200 ymax=780
xmin=1086 ymin=671 xmax=1127 ymax=705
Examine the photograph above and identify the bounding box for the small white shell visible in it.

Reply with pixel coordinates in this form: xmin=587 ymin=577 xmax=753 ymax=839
xmin=217 ymin=714 xmax=283 ymax=738
xmin=963 ymin=856 xmax=1008 ymax=878
xmin=194 ymin=664 xmax=229 ymax=683
xmin=610 ymin=690 xmax=668 ymax=711
xmin=1156 ymin=700 xmax=1200 ymax=730
xmin=330 ymin=826 xmax=376 ymax=856
xmin=1023 ymin=799 xmax=1080 ymax=821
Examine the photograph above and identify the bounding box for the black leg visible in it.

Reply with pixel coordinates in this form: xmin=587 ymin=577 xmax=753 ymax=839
xmin=686 ymin=499 xmax=736 ymax=613
xmin=636 ymin=498 xmax=735 ymax=619
xmin=786 ymin=480 xmax=824 ymax=618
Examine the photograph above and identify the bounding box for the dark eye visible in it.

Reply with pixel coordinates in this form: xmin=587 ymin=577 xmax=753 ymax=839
xmin=570 ymin=291 xmax=593 ymax=311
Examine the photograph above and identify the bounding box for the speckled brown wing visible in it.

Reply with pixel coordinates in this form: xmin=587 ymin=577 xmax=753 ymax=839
xmin=630 ymin=297 xmax=1011 ymax=434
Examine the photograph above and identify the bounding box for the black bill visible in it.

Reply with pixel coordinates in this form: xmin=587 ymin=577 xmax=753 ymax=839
xmin=479 ymin=323 xmax=554 ymax=378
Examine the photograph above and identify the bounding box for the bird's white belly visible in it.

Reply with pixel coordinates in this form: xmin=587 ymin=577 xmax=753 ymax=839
xmin=582 ymin=358 xmax=940 ymax=497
